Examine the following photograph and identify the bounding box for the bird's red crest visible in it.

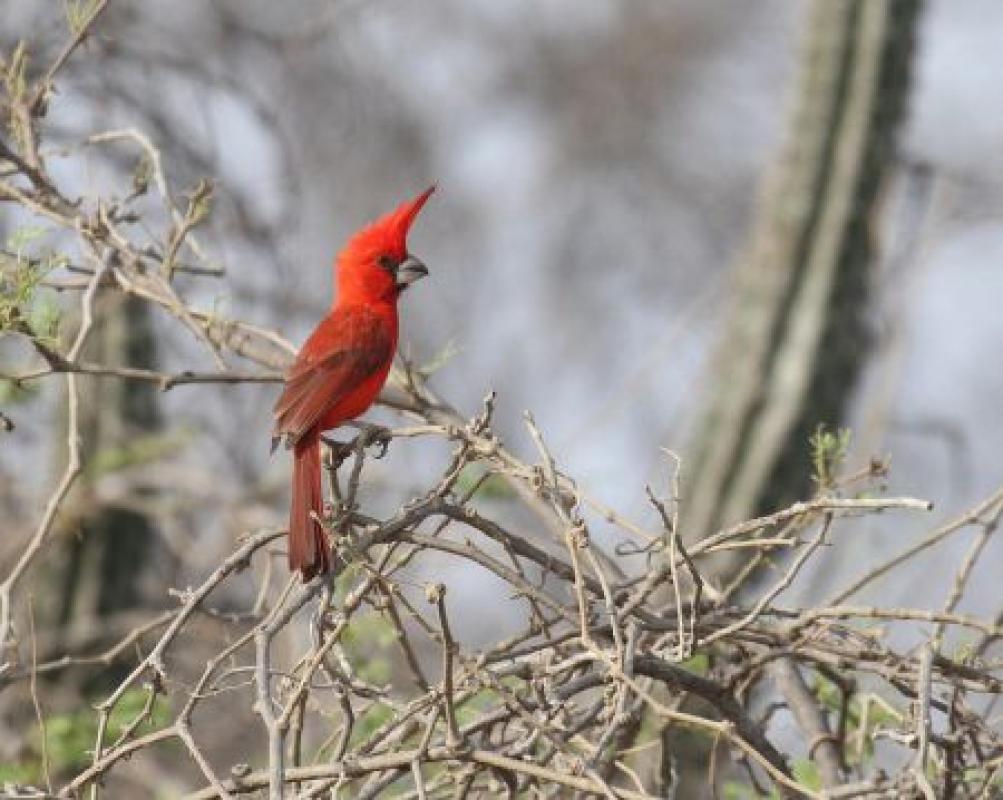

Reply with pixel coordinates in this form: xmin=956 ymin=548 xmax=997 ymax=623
xmin=344 ymin=185 xmax=436 ymax=264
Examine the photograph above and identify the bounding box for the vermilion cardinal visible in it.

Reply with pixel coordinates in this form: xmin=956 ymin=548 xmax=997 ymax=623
xmin=272 ymin=187 xmax=435 ymax=578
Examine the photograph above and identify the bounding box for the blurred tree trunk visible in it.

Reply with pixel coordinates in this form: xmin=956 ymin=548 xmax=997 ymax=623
xmin=657 ymin=2 xmax=923 ymax=795
xmin=39 ymin=291 xmax=165 ymax=652
xmin=683 ymin=0 xmax=921 ymax=556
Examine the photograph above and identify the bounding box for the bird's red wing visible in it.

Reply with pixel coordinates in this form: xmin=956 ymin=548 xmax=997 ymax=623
xmin=273 ymin=307 xmax=393 ymax=447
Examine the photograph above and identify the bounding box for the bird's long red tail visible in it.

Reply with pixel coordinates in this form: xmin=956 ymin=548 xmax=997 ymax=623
xmin=289 ymin=434 xmax=330 ymax=578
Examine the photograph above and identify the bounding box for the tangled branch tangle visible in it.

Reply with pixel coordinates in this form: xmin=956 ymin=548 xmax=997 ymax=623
xmin=2 ymin=10 xmax=1003 ymax=800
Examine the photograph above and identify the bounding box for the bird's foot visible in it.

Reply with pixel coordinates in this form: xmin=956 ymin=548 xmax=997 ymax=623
xmin=353 ymin=423 xmax=393 ymax=459
xmin=320 ymin=436 xmax=354 ymax=467
xmin=321 ymin=424 xmax=392 ymax=464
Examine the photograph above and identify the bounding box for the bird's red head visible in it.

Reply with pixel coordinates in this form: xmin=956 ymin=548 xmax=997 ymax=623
xmin=336 ymin=186 xmax=435 ymax=305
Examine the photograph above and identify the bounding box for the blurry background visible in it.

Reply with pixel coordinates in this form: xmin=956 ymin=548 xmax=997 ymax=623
xmin=3 ymin=0 xmax=1003 ymax=792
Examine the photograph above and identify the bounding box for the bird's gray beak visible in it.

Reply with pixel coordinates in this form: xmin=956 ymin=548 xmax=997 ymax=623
xmin=396 ymin=255 xmax=428 ymax=289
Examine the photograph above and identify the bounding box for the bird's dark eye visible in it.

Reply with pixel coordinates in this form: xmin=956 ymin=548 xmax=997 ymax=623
xmin=378 ymin=254 xmax=397 ymax=273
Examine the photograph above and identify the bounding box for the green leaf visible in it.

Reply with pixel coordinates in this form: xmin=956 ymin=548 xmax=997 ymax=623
xmin=27 ymin=292 xmax=60 ymax=343
xmin=809 ymin=424 xmax=852 ymax=490
xmin=792 ymin=759 xmax=822 ymax=791
xmin=87 ymin=430 xmax=190 ymax=477
xmin=1 ymin=229 xmax=64 ymax=344
xmin=3 ymin=42 xmax=29 ymax=109
xmin=0 ymin=691 xmax=172 ymax=781
xmin=0 ymin=758 xmax=39 ymax=784
xmin=340 ymin=612 xmax=398 ymax=687
xmin=455 ymin=688 xmax=498 ymax=726
xmin=720 ymin=780 xmax=756 ymax=800
xmin=186 ymin=178 xmax=214 ymax=226
xmin=453 ymin=464 xmax=515 ymax=501
xmin=351 ymin=702 xmax=394 ymax=746
xmin=0 ymin=379 xmax=39 ymax=405
xmin=63 ymin=0 xmax=103 ymax=36
xmin=679 ymin=652 xmax=709 ymax=676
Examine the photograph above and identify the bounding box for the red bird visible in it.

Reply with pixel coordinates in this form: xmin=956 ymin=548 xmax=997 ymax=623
xmin=273 ymin=187 xmax=435 ymax=578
